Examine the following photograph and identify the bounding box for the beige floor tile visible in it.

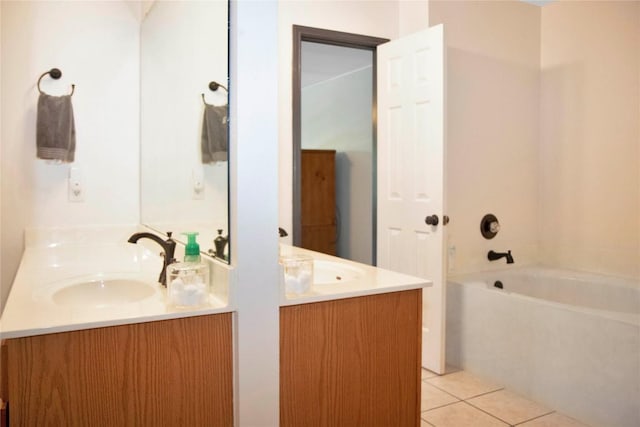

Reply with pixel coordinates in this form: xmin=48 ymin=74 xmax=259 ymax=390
xmin=421 ymin=381 xmax=459 ymax=411
xmin=467 ymin=389 xmax=552 ymax=425
xmin=426 ymin=371 xmax=502 ymax=400
xmin=424 ymin=402 xmax=508 ymax=427
xmin=422 ymin=368 xmax=438 ymax=379
xmin=518 ymin=412 xmax=591 ymax=427
xmin=420 ymin=419 xmax=432 ymax=427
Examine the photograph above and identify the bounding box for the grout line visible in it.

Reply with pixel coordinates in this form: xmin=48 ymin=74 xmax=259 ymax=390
xmin=421 ymin=399 xmax=461 ymax=413
xmin=462 ymin=386 xmax=506 ymax=400
xmin=458 ymin=401 xmax=511 ymax=426
xmin=421 ymin=381 xmax=467 ymax=400
xmin=424 ymin=377 xmax=504 ymax=401
xmin=463 ymin=399 xmax=519 ymax=426
xmin=422 ymin=370 xmax=568 ymax=426
xmin=512 ymin=410 xmax=556 ymax=426
xmin=421 ymin=379 xmax=463 ymax=400
xmin=422 ymin=419 xmax=437 ymax=427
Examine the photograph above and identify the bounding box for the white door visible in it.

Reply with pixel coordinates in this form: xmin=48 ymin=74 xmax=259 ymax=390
xmin=377 ymin=25 xmax=446 ymax=373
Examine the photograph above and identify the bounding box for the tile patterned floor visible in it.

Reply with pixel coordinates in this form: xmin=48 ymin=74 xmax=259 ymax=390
xmin=421 ymin=369 xmax=591 ymax=427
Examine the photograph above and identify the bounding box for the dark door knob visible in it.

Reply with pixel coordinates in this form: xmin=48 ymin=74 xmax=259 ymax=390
xmin=425 ymin=215 xmax=439 ymax=226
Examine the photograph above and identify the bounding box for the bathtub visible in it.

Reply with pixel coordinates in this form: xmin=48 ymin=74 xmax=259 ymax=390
xmin=446 ymin=267 xmax=639 ymax=427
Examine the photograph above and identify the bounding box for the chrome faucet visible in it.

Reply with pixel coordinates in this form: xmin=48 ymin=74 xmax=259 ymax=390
xmin=127 ymin=231 xmax=176 ymax=287
xmin=488 ymin=250 xmax=514 ymax=264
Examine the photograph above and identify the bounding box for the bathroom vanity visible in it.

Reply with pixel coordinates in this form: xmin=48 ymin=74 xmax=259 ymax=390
xmin=0 ymin=230 xmax=429 ymax=425
xmin=279 ymin=245 xmax=429 ymax=426
xmin=0 ymin=226 xmax=234 ymax=425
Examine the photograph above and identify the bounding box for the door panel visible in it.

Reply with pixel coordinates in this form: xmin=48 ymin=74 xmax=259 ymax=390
xmin=377 ymin=24 xmax=446 ymax=373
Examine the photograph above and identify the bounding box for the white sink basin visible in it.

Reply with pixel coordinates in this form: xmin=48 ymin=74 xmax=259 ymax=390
xmin=35 ymin=275 xmax=160 ymax=308
xmin=313 ymin=260 xmax=364 ymax=285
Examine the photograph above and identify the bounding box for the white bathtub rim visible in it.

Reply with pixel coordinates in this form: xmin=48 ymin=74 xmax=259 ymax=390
xmin=449 ymin=265 xmax=639 ymax=289
xmin=448 ymin=267 xmax=640 ymax=327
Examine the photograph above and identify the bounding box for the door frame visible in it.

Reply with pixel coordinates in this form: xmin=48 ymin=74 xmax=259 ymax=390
xmin=292 ymin=25 xmax=388 ymax=264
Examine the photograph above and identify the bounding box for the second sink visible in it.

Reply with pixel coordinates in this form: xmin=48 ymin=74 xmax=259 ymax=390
xmin=313 ymin=260 xmax=364 ymax=285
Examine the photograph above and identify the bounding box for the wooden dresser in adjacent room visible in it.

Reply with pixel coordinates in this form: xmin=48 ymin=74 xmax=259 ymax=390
xmin=300 ymin=149 xmax=337 ymax=256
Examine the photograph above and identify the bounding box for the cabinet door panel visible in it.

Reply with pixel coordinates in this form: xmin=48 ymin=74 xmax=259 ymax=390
xmin=7 ymin=314 xmax=233 ymax=426
xmin=280 ymin=290 xmax=422 ymax=426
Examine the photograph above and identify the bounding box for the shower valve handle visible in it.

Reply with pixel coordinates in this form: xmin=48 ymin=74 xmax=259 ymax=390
xmin=425 ymin=214 xmax=439 ymax=226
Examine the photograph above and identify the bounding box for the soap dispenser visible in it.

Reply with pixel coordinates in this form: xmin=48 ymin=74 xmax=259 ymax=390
xmin=184 ymin=231 xmax=202 ymax=262
xmin=166 ymin=232 xmax=210 ymax=308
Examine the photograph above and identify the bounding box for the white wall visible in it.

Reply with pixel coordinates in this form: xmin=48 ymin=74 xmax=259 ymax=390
xmin=430 ymin=0 xmax=639 ymax=279
xmin=302 ymin=66 xmax=373 ymax=264
xmin=399 ymin=0 xmax=429 ymax=36
xmin=430 ymin=0 xmax=542 ymax=274
xmin=540 ymin=1 xmax=640 ymax=279
xmin=231 ymin=1 xmax=280 ymax=424
xmin=0 ymin=1 xmax=140 ymax=312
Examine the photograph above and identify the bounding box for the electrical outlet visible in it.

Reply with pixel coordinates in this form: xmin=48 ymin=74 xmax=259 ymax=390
xmin=192 ymin=167 xmax=204 ymax=200
xmin=68 ymin=166 xmax=84 ymax=202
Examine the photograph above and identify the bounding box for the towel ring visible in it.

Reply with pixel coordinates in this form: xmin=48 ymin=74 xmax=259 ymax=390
xmin=37 ymin=68 xmax=75 ymax=96
xmin=201 ymin=80 xmax=228 ymax=105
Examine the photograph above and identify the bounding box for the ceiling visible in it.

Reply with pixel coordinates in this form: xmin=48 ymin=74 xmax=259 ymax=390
xmin=301 ymin=41 xmax=373 ymax=88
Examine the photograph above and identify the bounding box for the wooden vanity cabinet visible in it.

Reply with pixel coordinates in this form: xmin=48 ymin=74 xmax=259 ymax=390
xmin=3 ymin=313 xmax=233 ymax=426
xmin=280 ymin=289 xmax=422 ymax=427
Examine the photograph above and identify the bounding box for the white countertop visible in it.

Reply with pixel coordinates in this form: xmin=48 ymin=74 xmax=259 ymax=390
xmin=279 ymin=245 xmax=431 ymax=306
xmin=1 ymin=227 xmax=430 ymax=339
xmin=0 ymin=226 xmax=234 ymax=340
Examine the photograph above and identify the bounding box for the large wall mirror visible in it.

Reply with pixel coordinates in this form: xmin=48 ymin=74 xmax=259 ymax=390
xmin=140 ymin=1 xmax=230 ymax=263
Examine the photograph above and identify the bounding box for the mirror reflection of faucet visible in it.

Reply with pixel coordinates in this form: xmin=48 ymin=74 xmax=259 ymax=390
xmin=127 ymin=231 xmax=177 ymax=286
xmin=208 ymin=229 xmax=228 ymax=261
xmin=488 ymin=250 xmax=514 ymax=264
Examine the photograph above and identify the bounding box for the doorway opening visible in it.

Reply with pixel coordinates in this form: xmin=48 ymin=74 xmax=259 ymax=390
xmin=292 ymin=25 xmax=388 ymax=265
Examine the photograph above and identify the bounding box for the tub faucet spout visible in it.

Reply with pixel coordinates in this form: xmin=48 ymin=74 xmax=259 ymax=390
xmin=488 ymin=250 xmax=514 ymax=264
xmin=127 ymin=231 xmax=176 ymax=286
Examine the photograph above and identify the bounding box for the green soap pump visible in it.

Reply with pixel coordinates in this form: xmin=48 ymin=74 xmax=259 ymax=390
xmin=167 ymin=232 xmax=210 ymax=309
xmin=182 ymin=232 xmax=202 ymax=263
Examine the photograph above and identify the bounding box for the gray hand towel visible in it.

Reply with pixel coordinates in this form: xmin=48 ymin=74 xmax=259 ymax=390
xmin=201 ymin=103 xmax=228 ymax=163
xmin=36 ymin=93 xmax=76 ymax=163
